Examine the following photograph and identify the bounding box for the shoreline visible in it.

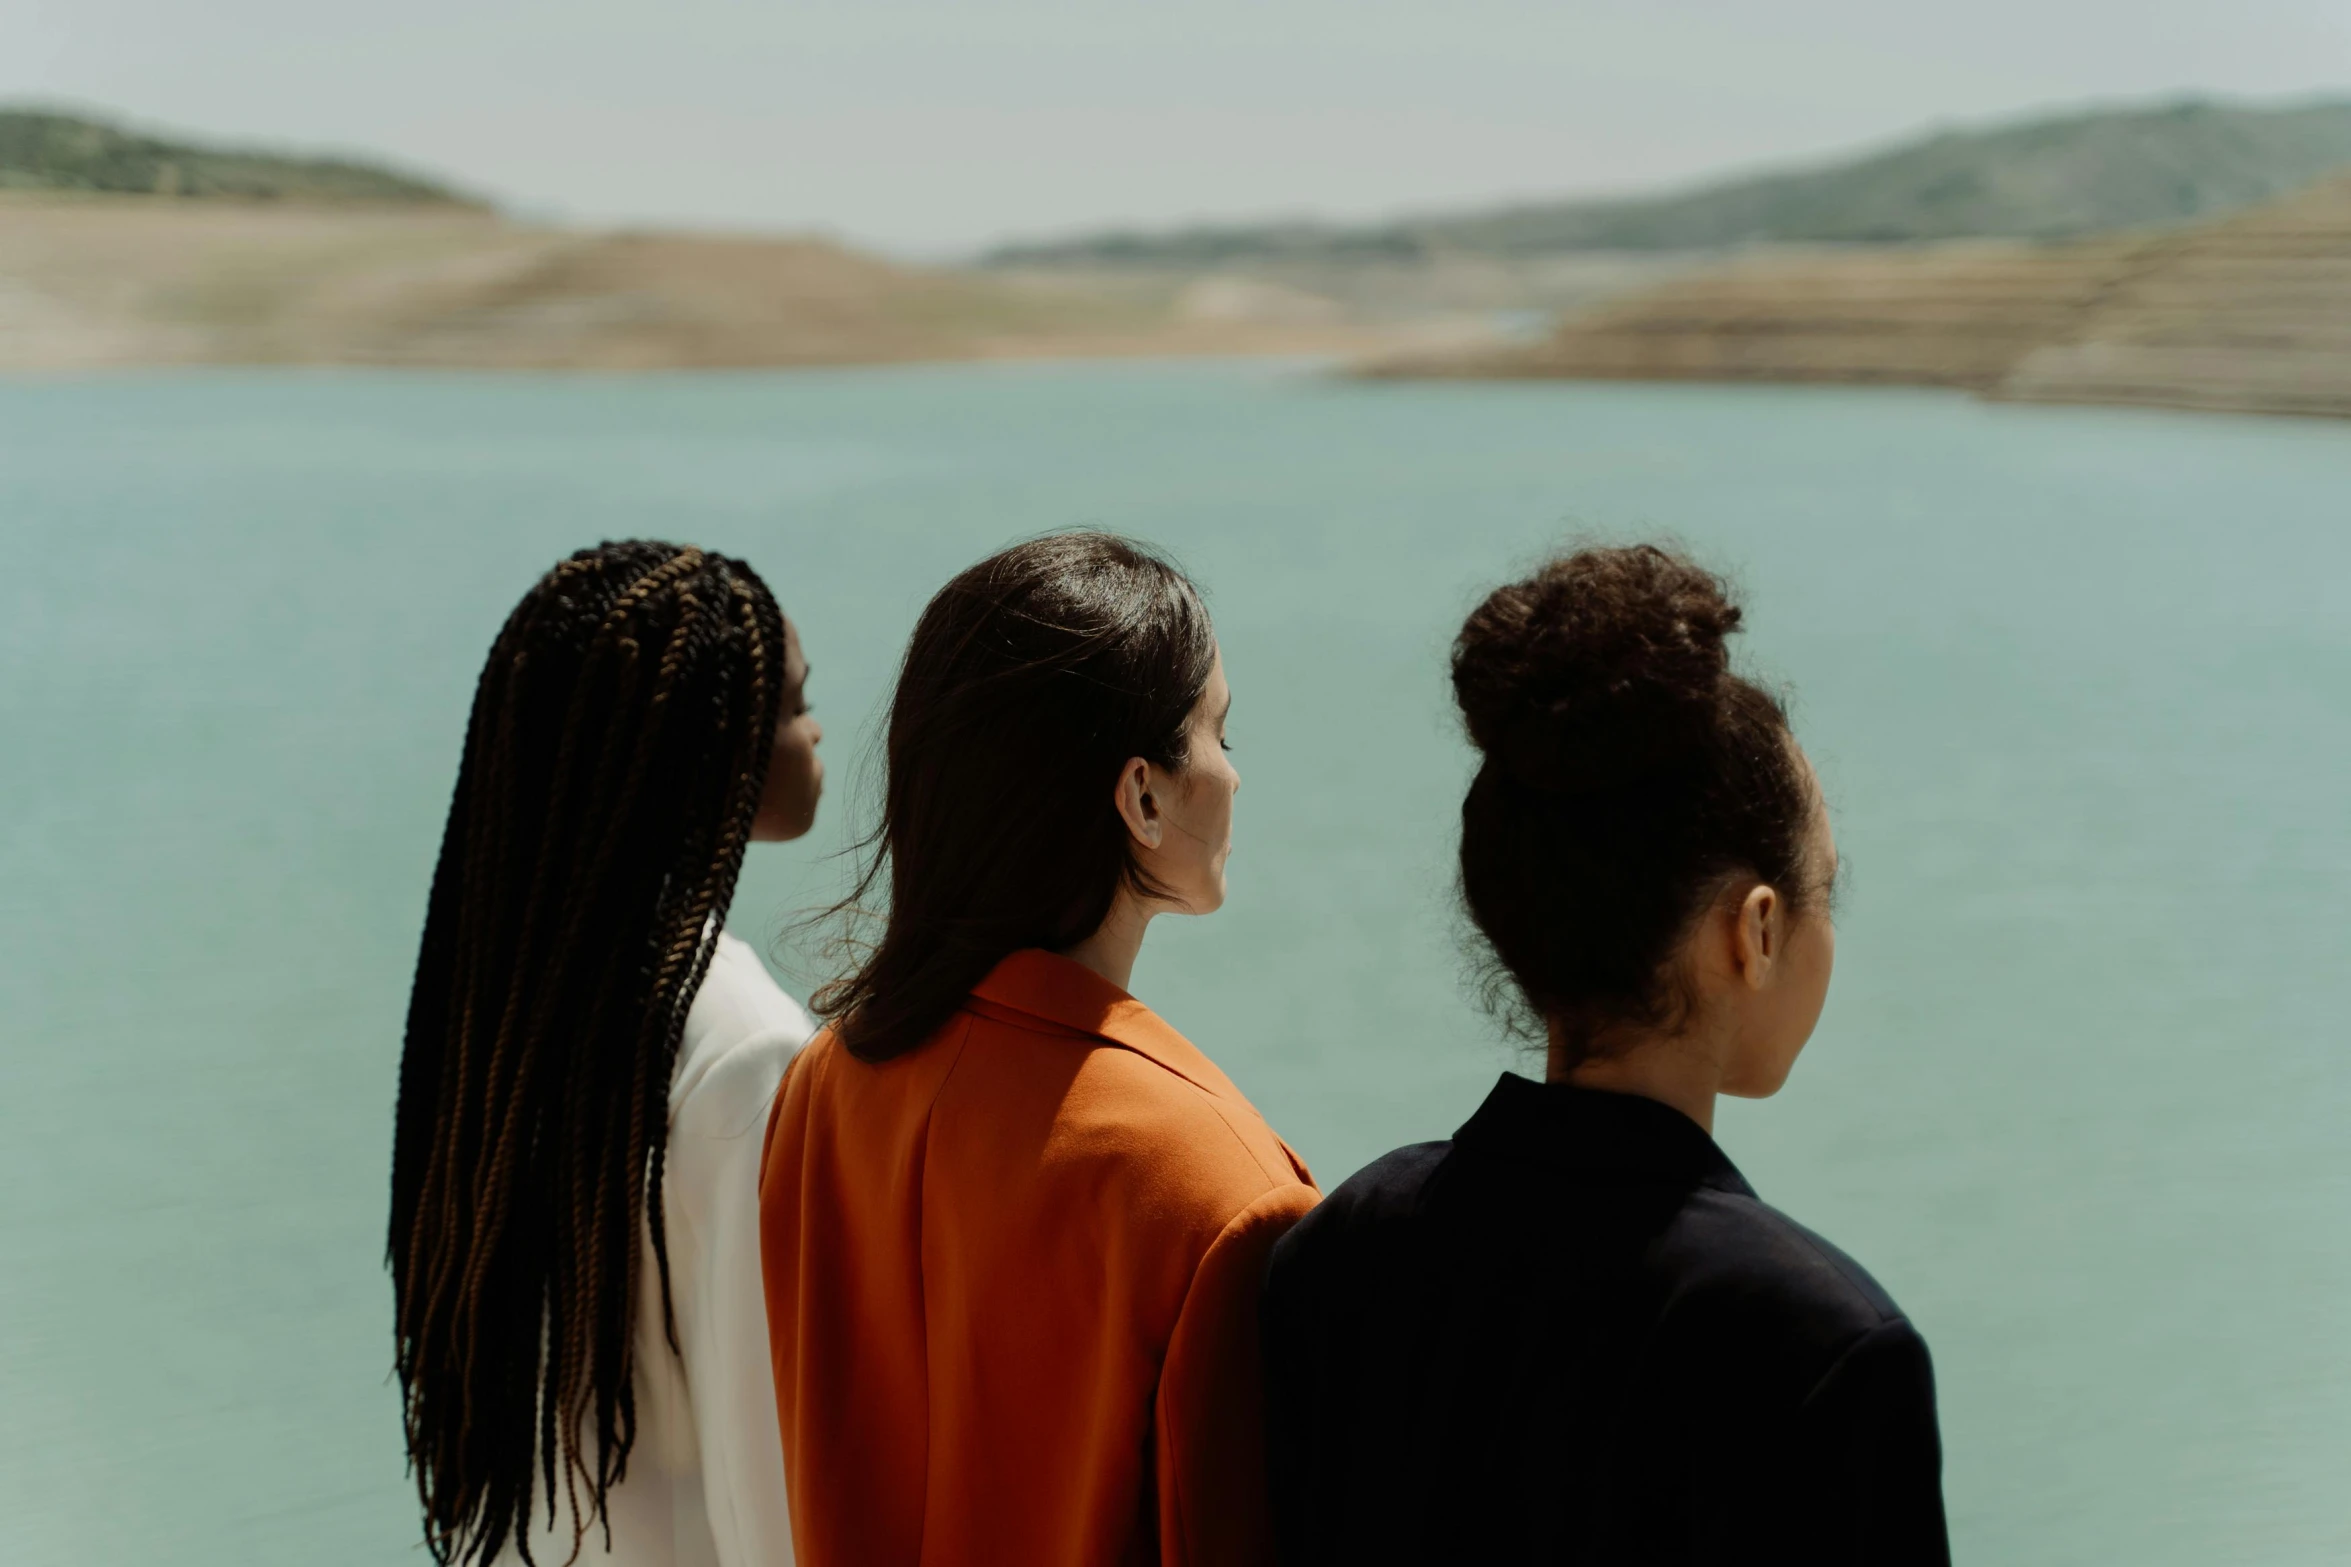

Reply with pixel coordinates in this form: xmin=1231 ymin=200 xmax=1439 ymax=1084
xmin=0 ymin=195 xmax=1473 ymax=373
xmin=1362 ymin=178 xmax=2351 ymax=422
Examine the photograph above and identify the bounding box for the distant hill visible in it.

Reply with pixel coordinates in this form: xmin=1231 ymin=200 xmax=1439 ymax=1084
xmin=987 ymin=97 xmax=2351 ymax=266
xmin=1368 ymin=172 xmax=2351 ymax=421
xmin=0 ymin=197 xmax=1406 ymax=370
xmin=0 ymin=108 xmax=470 ymax=204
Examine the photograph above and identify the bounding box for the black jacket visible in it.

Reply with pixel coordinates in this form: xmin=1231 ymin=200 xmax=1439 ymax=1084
xmin=1261 ymin=1073 xmax=1950 ymax=1565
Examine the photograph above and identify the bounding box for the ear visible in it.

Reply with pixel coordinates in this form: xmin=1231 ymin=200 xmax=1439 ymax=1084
xmin=1111 ymin=756 xmax=1163 ymax=849
xmin=1731 ymin=882 xmax=1783 ymax=989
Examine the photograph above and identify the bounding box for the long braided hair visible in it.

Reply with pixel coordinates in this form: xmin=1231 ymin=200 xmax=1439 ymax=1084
xmin=390 ymin=541 xmax=787 ymax=1566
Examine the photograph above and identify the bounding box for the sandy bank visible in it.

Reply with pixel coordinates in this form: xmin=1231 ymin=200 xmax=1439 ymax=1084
xmin=0 ymin=197 xmax=1439 ymax=370
xmin=1371 ymin=178 xmax=2351 ymax=420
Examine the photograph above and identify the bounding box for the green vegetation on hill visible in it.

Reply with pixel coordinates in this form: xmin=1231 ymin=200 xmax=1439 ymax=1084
xmin=987 ymin=97 xmax=2351 ymax=266
xmin=0 ymin=108 xmax=470 ymax=204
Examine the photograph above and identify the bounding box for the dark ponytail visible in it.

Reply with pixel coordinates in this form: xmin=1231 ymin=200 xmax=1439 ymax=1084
xmin=814 ymin=531 xmax=1216 ymax=1064
xmin=1451 ymin=544 xmax=1817 ymax=1062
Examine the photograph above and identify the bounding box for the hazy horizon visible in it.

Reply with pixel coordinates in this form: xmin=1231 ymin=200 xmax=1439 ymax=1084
xmin=7 ymin=0 xmax=2350 ymax=256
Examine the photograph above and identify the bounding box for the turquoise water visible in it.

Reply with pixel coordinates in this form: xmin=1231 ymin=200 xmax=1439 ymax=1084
xmin=2 ymin=363 xmax=2347 ymax=1564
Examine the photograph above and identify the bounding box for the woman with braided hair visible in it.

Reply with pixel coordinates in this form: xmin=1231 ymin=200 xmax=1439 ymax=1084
xmin=390 ymin=541 xmax=824 ymax=1567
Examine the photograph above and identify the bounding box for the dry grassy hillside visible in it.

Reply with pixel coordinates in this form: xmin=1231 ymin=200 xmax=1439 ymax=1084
xmin=0 ymin=196 xmax=1413 ymax=370
xmin=1372 ymin=177 xmax=2351 ymax=419
xmin=1998 ymin=177 xmax=2351 ymax=416
xmin=1366 ymin=241 xmax=2144 ymax=389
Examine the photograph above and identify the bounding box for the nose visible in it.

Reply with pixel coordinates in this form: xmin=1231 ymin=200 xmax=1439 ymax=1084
xmin=808 ymin=718 xmax=824 ymax=746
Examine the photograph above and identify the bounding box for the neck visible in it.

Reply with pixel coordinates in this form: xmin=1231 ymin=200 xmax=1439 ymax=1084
xmin=1547 ymin=1027 xmax=1722 ymax=1134
xmin=1059 ymin=892 xmax=1154 ymax=994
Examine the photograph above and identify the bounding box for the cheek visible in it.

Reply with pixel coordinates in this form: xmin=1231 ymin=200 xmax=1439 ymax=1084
xmin=767 ymin=727 xmax=820 ymax=806
xmin=1172 ymin=770 xmax=1234 ymax=867
xmin=1206 ymin=762 xmax=1238 ymax=837
xmin=1788 ymin=922 xmax=1835 ymax=1034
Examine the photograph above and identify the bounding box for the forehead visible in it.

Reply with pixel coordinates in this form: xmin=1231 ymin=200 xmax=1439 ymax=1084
xmin=781 ymin=617 xmax=807 ymax=679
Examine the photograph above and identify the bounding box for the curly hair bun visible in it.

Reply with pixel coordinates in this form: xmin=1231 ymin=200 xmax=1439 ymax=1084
xmin=1451 ymin=544 xmax=1743 ymax=794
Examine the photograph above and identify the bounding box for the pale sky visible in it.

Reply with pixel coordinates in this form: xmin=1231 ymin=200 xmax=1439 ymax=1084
xmin=6 ymin=0 xmax=2348 ymax=256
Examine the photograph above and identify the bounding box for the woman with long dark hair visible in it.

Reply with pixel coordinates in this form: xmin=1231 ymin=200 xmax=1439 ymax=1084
xmin=759 ymin=531 xmax=1317 ymax=1567
xmin=1261 ymin=545 xmax=1949 ymax=1564
xmin=391 ymin=541 xmax=824 ymax=1567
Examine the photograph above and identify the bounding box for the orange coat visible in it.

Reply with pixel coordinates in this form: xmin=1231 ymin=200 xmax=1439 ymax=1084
xmin=759 ymin=949 xmax=1318 ymax=1567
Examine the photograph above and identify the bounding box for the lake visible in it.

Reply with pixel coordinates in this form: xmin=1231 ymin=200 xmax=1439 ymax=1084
xmin=2 ymin=362 xmax=2347 ymax=1564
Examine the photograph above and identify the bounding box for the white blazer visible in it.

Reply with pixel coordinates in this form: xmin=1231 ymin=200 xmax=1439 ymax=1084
xmin=501 ymin=932 xmax=809 ymax=1567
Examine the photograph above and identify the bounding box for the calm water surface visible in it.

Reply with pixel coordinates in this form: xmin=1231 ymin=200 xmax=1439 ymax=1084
xmin=2 ymin=363 xmax=2347 ymax=1564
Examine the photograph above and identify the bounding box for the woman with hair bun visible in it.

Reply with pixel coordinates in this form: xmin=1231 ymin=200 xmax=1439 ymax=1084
xmin=1261 ymin=545 xmax=1949 ymax=1565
